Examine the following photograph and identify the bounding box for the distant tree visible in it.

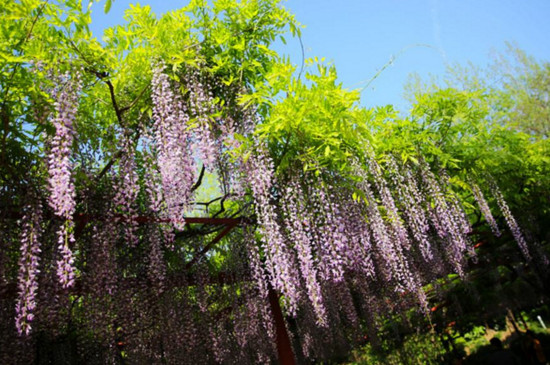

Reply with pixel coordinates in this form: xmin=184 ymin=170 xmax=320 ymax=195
xmin=406 ymin=44 xmax=550 ymax=137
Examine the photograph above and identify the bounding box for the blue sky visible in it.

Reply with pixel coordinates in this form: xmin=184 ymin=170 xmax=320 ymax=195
xmin=89 ymin=0 xmax=550 ymax=110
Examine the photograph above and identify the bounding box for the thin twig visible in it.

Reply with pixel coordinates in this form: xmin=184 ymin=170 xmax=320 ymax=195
xmin=119 ymin=83 xmax=149 ymax=114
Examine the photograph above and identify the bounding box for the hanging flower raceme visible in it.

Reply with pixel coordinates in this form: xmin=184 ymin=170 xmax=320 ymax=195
xmin=364 ymin=148 xmax=411 ymax=253
xmin=151 ymin=64 xmax=196 ymax=229
xmin=243 ymin=226 xmax=276 ymax=341
xmin=470 ymin=180 xmax=501 ymax=237
xmin=354 ymin=162 xmax=426 ymax=307
xmin=440 ymin=171 xmax=473 ymax=238
xmin=386 ymin=156 xmax=433 ymax=261
xmin=420 ymin=164 xmax=471 ymax=276
xmin=282 ymin=177 xmax=327 ymax=325
xmin=113 ymin=133 xmax=140 ymax=246
xmin=245 ymin=145 xmax=302 ymax=315
xmin=56 ymin=221 xmax=76 ymax=289
xmin=491 ymin=183 xmax=531 ymax=261
xmin=47 ymin=70 xmax=81 ymax=288
xmin=142 ymin=135 xmax=176 ymax=249
xmin=309 ymin=182 xmax=347 ymax=283
xmin=15 ymin=201 xmax=43 ymax=336
xmin=327 ymin=281 xmax=360 ymax=331
xmin=187 ymin=68 xmax=218 ymax=167
xmin=337 ymin=193 xmax=375 ymax=277
xmin=47 ymin=71 xmax=80 ymax=218
xmin=147 ymin=225 xmax=166 ymax=292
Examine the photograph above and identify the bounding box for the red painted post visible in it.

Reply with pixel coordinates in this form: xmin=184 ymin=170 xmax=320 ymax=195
xmin=268 ymin=288 xmax=296 ymax=365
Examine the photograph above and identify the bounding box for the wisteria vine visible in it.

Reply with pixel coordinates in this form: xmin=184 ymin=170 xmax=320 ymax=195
xmin=4 ymin=63 xmax=545 ymax=365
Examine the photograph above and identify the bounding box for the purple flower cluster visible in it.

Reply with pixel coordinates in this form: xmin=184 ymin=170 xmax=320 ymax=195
xmin=147 ymin=225 xmax=166 ymax=292
xmin=9 ymin=59 xmax=540 ymax=362
xmin=187 ymin=68 xmax=218 ymax=167
xmin=113 ymin=134 xmax=140 ymax=246
xmin=245 ymin=145 xmax=301 ymax=315
xmin=282 ymin=177 xmax=327 ymax=325
xmin=338 ymin=197 xmax=375 ymax=278
xmin=470 ymin=180 xmax=501 ymax=237
xmin=47 ymin=71 xmax=80 ymax=219
xmin=365 ymin=152 xmax=411 ymax=252
xmin=386 ymin=156 xmax=433 ymax=261
xmin=244 ymin=226 xmax=276 ymax=340
xmin=47 ymin=71 xmax=81 ymax=288
xmin=491 ymin=183 xmax=531 ymax=261
xmin=151 ymin=64 xmax=196 ymax=229
xmin=56 ymin=221 xmax=76 ymax=289
xmin=142 ymin=140 xmax=176 ymax=249
xmin=309 ymin=183 xmax=347 ymax=282
xmin=420 ymin=164 xmax=471 ymax=276
xmin=15 ymin=202 xmax=43 ymax=336
xmin=355 ymin=163 xmax=420 ymax=297
xmin=330 ymin=281 xmax=360 ymax=329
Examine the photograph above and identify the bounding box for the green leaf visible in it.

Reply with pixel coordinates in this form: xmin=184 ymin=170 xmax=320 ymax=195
xmin=104 ymin=0 xmax=113 ymax=14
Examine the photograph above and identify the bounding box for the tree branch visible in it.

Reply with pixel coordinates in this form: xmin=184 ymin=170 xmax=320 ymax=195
xmin=119 ymin=83 xmax=149 ymax=114
xmin=106 ymin=79 xmax=123 ymax=123
xmin=83 ymin=67 xmax=123 ymax=124
xmin=191 ymin=164 xmax=206 ymax=192
xmin=96 ymin=150 xmax=123 ymax=181
xmin=213 ymin=193 xmax=235 ymax=218
xmin=184 ymin=221 xmax=238 ymax=270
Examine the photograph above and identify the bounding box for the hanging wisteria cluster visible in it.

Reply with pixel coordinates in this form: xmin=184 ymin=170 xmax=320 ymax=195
xmin=150 ymin=64 xmax=197 ymax=229
xmin=14 ymin=200 xmax=43 ymax=336
xmin=2 ymin=62 xmax=545 ymax=365
xmin=47 ymin=71 xmax=82 ymax=289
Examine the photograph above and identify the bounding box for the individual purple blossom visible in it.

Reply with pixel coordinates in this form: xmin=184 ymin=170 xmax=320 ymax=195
xmin=15 ymin=201 xmax=43 ymax=336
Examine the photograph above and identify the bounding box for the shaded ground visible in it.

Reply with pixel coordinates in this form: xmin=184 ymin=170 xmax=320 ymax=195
xmin=461 ymin=331 xmax=550 ymax=365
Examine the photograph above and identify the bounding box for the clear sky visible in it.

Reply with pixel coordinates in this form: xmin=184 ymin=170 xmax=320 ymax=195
xmin=89 ymin=0 xmax=550 ymax=110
